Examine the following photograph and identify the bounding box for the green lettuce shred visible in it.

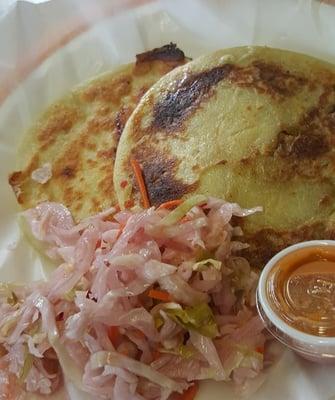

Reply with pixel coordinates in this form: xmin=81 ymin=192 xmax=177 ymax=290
xmin=62 ymin=278 xmax=89 ymax=301
xmin=164 ymin=302 xmax=219 ymax=338
xmin=192 ymin=258 xmax=222 ymax=272
xmin=160 ymin=344 xmax=196 ymax=359
xmin=160 ymin=195 xmax=207 ymax=226
xmin=235 ymin=344 xmax=263 ymax=364
xmin=154 ymin=315 xmax=164 ymax=330
xmin=19 ymin=347 xmax=33 ymax=384
xmin=62 ymin=288 xmax=76 ymax=302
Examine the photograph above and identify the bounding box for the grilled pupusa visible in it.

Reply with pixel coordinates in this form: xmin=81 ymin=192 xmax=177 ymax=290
xmin=114 ymin=46 xmax=335 ymax=266
xmin=9 ymin=44 xmax=187 ymax=221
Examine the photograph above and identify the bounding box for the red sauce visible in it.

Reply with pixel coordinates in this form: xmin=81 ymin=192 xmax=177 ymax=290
xmin=267 ymin=245 xmax=335 ymax=337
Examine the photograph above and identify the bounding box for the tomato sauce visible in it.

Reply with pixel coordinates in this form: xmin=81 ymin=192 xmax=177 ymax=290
xmin=266 ymin=246 xmax=335 ymax=337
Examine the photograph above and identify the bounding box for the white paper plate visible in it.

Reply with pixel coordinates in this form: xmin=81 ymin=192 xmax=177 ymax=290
xmin=1 ymin=0 xmax=335 ymax=399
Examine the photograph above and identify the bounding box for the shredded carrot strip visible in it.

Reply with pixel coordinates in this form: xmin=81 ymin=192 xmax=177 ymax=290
xmin=118 ymin=347 xmax=132 ymax=357
xmin=132 ymin=329 xmax=146 ymax=340
xmin=56 ymin=312 xmax=64 ymax=321
xmin=130 ymin=158 xmax=150 ymax=208
xmin=108 ymin=326 xmax=121 ymax=347
xmin=157 ymin=199 xmax=183 ymax=210
xmin=174 ymin=383 xmax=199 ymax=400
xmin=148 ymin=289 xmax=172 ymax=302
xmin=114 ymin=222 xmax=126 ymax=241
xmin=256 ymin=346 xmax=264 ymax=354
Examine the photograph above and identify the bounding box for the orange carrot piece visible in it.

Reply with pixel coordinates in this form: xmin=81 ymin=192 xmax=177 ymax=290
xmin=157 ymin=199 xmax=183 ymax=210
xmin=131 ymin=329 xmax=146 ymax=340
xmin=148 ymin=289 xmax=172 ymax=302
xmin=108 ymin=326 xmax=121 ymax=347
xmin=174 ymin=383 xmax=199 ymax=400
xmin=130 ymin=158 xmax=150 ymax=208
xmin=256 ymin=346 xmax=264 ymax=354
xmin=114 ymin=222 xmax=125 ymax=241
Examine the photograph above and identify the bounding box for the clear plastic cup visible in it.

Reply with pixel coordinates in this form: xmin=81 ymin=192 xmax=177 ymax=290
xmin=256 ymin=240 xmax=335 ymax=363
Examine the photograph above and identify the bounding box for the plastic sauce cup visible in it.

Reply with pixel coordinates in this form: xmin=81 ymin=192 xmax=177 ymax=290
xmin=257 ymin=240 xmax=335 ymax=363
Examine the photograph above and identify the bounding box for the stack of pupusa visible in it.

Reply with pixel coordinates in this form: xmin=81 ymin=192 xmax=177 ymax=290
xmin=10 ymin=45 xmax=335 ymax=267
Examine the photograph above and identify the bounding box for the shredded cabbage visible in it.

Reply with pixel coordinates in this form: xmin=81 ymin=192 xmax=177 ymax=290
xmin=0 ymin=198 xmax=268 ymax=399
xmin=51 ymin=337 xmax=86 ymax=392
xmin=90 ymin=350 xmax=187 ymax=394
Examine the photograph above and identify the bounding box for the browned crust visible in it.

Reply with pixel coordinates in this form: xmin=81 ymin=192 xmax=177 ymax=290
xmin=239 ymin=222 xmax=335 ymax=268
xmin=136 ymin=43 xmax=185 ymax=64
xmin=231 ymin=86 xmax=335 ymax=186
xmin=288 ymin=133 xmax=329 ymax=158
xmin=132 ymin=146 xmax=197 ymax=206
xmin=87 ymin=114 xmax=117 ymax=133
xmin=8 ymin=44 xmax=188 ymax=220
xmin=81 ymin=76 xmax=132 ymax=103
xmin=97 ymin=148 xmax=116 ymax=159
xmin=147 ymin=61 xmax=309 ymax=136
xmin=115 ymin=106 xmax=133 ymax=139
xmin=60 ymin=166 xmax=76 ymax=178
xmin=37 ymin=106 xmax=79 ymax=149
xmin=274 ymin=88 xmax=335 ymax=160
xmin=8 ymin=154 xmax=40 ymax=205
xmin=229 ymin=61 xmax=308 ymax=97
xmin=152 ymin=64 xmax=233 ymax=132
xmin=8 ymin=171 xmax=24 ymax=203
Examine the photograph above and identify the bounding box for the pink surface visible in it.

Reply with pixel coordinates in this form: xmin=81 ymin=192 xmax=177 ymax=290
xmin=0 ymin=0 xmax=151 ymax=104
